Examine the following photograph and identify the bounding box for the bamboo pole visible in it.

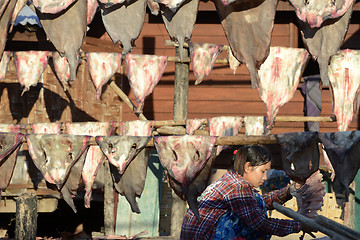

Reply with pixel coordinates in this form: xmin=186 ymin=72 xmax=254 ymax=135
xmin=149 ymin=135 xmax=277 ymax=147
xmin=152 ymin=116 xmax=335 ymax=125
xmin=15 ymin=115 xmax=337 ymax=137
xmin=17 ymin=115 xmax=337 ymax=136
xmin=147 ymin=116 xmax=336 ymax=126
xmin=80 ymin=134 xmax=278 ymax=147
xmin=20 ymin=132 xmax=327 ymax=149
xmin=164 ymin=40 xmax=230 ymax=51
xmin=156 ymin=127 xmax=208 ymax=135
xmin=167 ymin=56 xmax=229 ymax=64
xmin=275 ymin=116 xmax=335 ymax=122
xmin=153 ymin=119 xmax=185 ymax=126
xmin=108 ymin=81 xmax=147 ymax=121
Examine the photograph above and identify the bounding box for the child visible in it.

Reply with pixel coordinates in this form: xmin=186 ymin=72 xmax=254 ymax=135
xmin=180 ymin=145 xmax=308 ymax=240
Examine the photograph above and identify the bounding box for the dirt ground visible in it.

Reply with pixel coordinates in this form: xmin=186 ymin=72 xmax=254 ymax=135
xmin=271 ymin=232 xmax=328 ymax=239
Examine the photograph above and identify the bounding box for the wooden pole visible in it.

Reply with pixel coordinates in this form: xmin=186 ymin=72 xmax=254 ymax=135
xmin=355 ymin=172 xmax=360 ymax=231
xmin=156 ymin=126 xmax=208 ymax=136
xmin=275 ymin=116 xmax=335 ymax=122
xmin=273 ymin=202 xmax=347 ymax=239
xmin=19 ymin=133 xmax=297 ymax=147
xmin=15 ymin=115 xmax=337 ymax=134
xmin=173 ymin=49 xmax=189 ymax=121
xmin=154 ymin=116 xmax=335 ymax=125
xmin=167 ymin=56 xmax=229 ymax=64
xmin=103 ymin=160 xmax=115 ymax=235
xmin=344 ymin=182 xmax=355 ymax=229
xmin=315 ymin=215 xmax=360 ymax=239
xmin=21 ymin=134 xmax=279 ymax=147
xmin=15 ymin=192 xmax=37 ymax=240
xmin=164 ymin=40 xmax=229 ymax=51
xmin=170 ymin=45 xmax=189 ymax=238
xmin=274 ymin=202 xmax=360 ymax=240
xmin=109 ymin=81 xmax=147 ymax=121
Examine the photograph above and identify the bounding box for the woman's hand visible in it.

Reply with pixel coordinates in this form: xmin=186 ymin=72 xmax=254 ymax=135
xmin=300 ymin=223 xmax=317 ymax=238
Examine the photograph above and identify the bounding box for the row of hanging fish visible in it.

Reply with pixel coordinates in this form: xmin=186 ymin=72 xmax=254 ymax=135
xmin=276 ymin=131 xmax=360 ymax=203
xmin=0 ymin=0 xmax=355 ymax=92
xmin=0 ymin=119 xmax=354 ymax=219
xmin=0 ymin=46 xmax=216 ymax=109
xmin=1 ymin=45 xmax=359 ymax=132
xmin=0 ymin=116 xmax=241 ymax=215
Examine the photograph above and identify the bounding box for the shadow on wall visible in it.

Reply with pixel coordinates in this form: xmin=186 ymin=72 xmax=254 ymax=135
xmin=43 ymin=88 xmax=97 ymax=122
xmin=0 ymin=83 xmax=97 ymax=123
xmin=142 ymin=36 xmax=155 ymax=120
xmin=5 ymin=82 xmax=41 ymax=122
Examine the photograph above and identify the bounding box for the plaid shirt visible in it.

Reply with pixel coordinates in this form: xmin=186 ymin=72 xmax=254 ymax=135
xmin=180 ymin=170 xmax=301 ymax=240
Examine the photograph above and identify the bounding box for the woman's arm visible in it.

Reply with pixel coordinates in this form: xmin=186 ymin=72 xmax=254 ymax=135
xmin=229 ymin=187 xmax=301 ymax=236
xmin=262 ymin=184 xmax=293 ymax=209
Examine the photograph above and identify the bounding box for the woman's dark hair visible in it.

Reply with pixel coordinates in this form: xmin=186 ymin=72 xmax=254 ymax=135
xmin=233 ymin=145 xmax=271 ymax=175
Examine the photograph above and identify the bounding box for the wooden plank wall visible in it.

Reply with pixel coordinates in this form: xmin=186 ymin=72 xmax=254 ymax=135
xmin=118 ymin=2 xmax=360 ymax=134
xmin=1 ymin=2 xmax=360 ymax=135
xmin=0 ymin=54 xmax=123 ymax=125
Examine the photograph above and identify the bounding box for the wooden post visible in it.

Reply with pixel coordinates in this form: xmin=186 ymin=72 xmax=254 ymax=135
xmin=171 ymin=45 xmax=189 ymax=237
xmin=104 ymin=160 xmax=115 ymax=235
xmin=344 ymin=182 xmax=355 ymax=229
xmin=173 ymin=49 xmax=189 ymax=121
xmin=109 ymin=81 xmax=147 ymax=121
xmin=355 ymin=172 xmax=360 ymax=231
xmin=15 ymin=192 xmax=37 ymax=240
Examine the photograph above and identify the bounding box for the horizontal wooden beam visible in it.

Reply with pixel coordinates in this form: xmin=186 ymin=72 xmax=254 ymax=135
xmin=167 ymin=56 xmax=229 ymax=64
xmin=145 ymin=135 xmax=278 ymax=147
xmin=20 ymin=133 xmax=278 ymax=146
xmin=2 ymin=184 xmax=61 ymax=197
xmin=153 ymin=116 xmax=336 ymax=126
xmin=275 ymin=116 xmax=335 ymax=122
xmin=15 ymin=115 xmax=337 ymax=134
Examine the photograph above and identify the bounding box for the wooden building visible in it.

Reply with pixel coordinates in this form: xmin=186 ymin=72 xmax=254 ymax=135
xmin=1 ymin=0 xmax=360 ymax=238
xmin=3 ymin=1 xmax=360 ymax=133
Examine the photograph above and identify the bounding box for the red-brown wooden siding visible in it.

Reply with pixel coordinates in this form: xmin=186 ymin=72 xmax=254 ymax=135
xmin=1 ymin=2 xmax=360 ymax=135
xmin=121 ymin=3 xmax=359 ymax=134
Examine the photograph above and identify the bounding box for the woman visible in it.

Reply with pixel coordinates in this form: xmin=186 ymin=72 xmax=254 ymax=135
xmin=180 ymin=145 xmax=307 ymax=240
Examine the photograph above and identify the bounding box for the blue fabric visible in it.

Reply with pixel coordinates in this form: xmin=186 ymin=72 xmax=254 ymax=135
xmin=262 ymin=169 xmax=290 ymax=193
xmin=214 ymin=192 xmax=270 ymax=240
xmin=300 ymin=75 xmax=321 ymax=132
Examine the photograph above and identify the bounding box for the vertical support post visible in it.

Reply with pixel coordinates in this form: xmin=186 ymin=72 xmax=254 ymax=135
xmin=15 ymin=192 xmax=37 ymax=240
xmin=104 ymin=160 xmax=115 ymax=235
xmin=344 ymin=181 xmax=355 ymax=228
xmin=355 ymin=172 xmax=360 ymax=231
xmin=173 ymin=47 xmax=189 ymax=120
xmin=171 ymin=46 xmax=189 ymax=237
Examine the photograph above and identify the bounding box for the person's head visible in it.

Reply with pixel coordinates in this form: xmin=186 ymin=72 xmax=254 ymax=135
xmin=233 ymin=145 xmax=271 ymax=188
